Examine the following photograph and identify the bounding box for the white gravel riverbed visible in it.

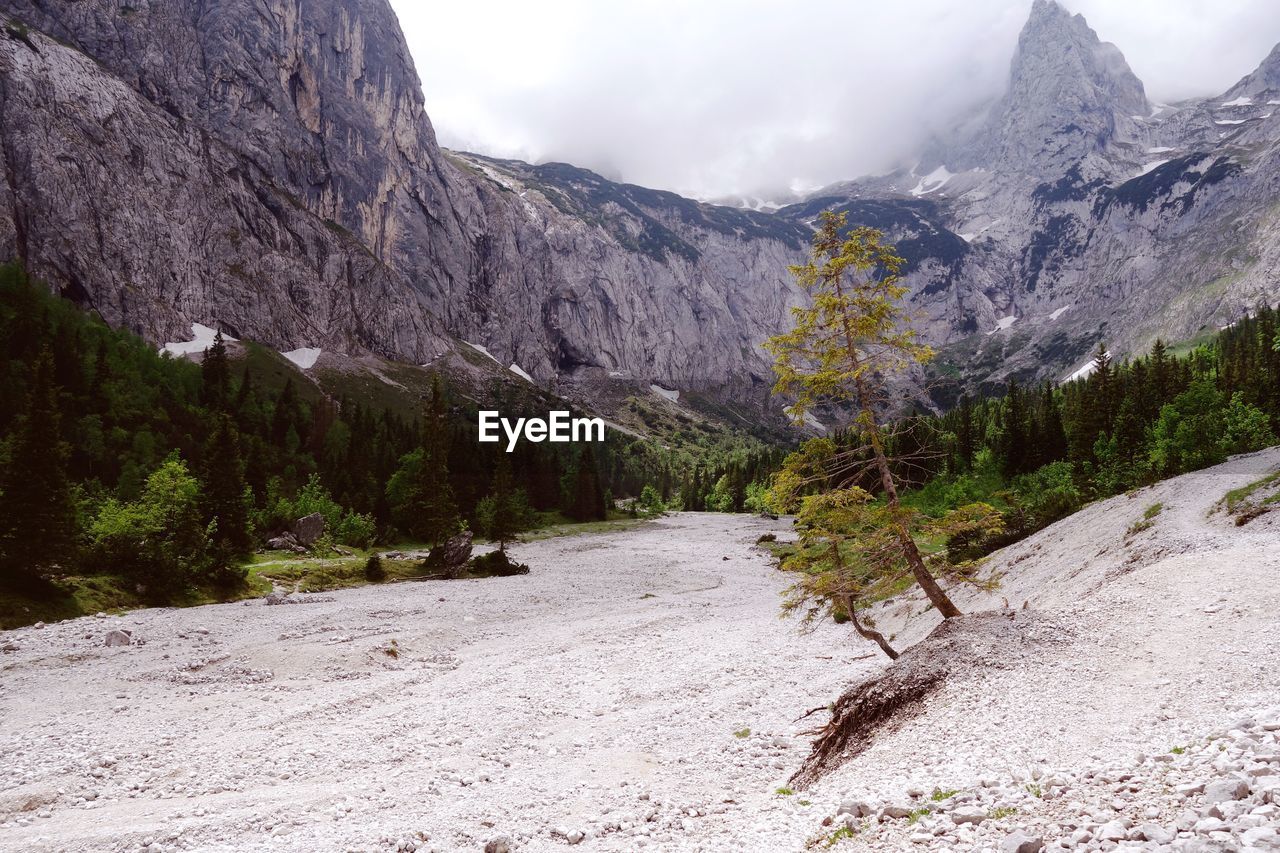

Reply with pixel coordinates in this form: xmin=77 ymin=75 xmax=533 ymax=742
xmin=3 ymin=449 xmax=1279 ymax=852
xmin=0 ymin=513 xmax=869 ymax=852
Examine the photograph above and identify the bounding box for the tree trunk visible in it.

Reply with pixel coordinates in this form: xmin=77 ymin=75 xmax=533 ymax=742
xmin=841 ymin=344 xmax=962 ymax=619
xmin=840 ymin=593 xmax=899 ymax=660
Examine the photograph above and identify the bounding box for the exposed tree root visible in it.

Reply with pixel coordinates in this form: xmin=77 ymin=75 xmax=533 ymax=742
xmin=790 ymin=610 xmax=1061 ymax=788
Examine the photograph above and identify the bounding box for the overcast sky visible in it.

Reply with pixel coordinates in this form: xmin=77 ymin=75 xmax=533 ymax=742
xmin=391 ymin=1 xmax=1280 ymax=201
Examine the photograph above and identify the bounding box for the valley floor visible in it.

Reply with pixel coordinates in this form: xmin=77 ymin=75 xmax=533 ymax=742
xmin=2 ymin=449 xmax=1279 ymax=852
xmin=0 ymin=513 xmax=863 ymax=852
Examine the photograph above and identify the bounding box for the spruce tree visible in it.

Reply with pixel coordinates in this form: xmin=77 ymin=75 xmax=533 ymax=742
xmin=570 ymin=444 xmax=607 ymax=521
xmin=766 ymin=211 xmax=962 ymax=619
xmin=200 ymin=330 xmax=232 ymax=411
xmin=0 ymin=348 xmax=77 ymax=586
xmin=488 ymin=450 xmax=518 ymax=552
xmin=416 ymin=374 xmax=458 ymax=546
xmin=201 ymin=413 xmax=253 ymax=557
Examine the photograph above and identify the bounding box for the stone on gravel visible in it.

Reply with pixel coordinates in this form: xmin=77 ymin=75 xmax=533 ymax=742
xmin=881 ymin=805 xmax=913 ymax=819
xmin=103 ymin=629 xmax=133 ymax=647
xmin=1001 ymin=831 xmax=1044 ymax=853
xmin=442 ymin=531 xmax=473 ymax=572
xmin=1204 ymin=778 xmax=1250 ymax=803
xmin=951 ymin=806 xmax=988 ymax=825
xmin=483 ymin=837 xmax=512 ymax=853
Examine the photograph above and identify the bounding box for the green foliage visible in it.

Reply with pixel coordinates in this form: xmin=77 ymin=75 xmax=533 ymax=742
xmin=825 ymin=826 xmax=856 ymax=846
xmin=87 ymin=456 xmax=209 ymax=599
xmin=363 ymin=554 xmax=386 ymax=582
xmin=990 ymin=806 xmax=1018 ymax=819
xmin=0 ymin=348 xmax=75 ymax=585
xmin=775 ymin=787 xmax=795 ymax=796
xmin=733 ymin=727 xmax=751 ymax=738
xmin=930 ymin=788 xmax=960 ymax=802
xmin=468 ymin=549 xmax=530 ymax=577
xmin=335 ymin=510 xmax=377 ymax=549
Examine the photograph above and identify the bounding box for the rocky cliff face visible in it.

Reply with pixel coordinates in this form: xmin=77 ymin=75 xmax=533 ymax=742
xmin=2 ymin=0 xmax=1279 ymax=411
xmin=0 ymin=0 xmax=810 ymax=410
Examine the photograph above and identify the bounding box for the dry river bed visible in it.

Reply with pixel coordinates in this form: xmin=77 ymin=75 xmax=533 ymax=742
xmin=0 ymin=513 xmax=867 ymax=852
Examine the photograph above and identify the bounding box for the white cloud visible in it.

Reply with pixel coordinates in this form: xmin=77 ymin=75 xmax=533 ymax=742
xmin=391 ymin=0 xmax=1280 ymax=199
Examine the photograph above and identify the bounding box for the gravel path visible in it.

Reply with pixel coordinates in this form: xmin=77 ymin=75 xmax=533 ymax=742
xmin=0 ymin=513 xmax=872 ymax=852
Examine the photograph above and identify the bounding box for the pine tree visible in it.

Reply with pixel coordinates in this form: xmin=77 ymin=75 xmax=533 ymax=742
xmin=765 ymin=211 xmax=961 ymax=619
xmin=0 ymin=348 xmax=76 ymax=586
xmin=416 ymin=374 xmax=458 ymax=546
xmin=201 ymin=413 xmax=253 ymax=557
xmin=200 ymin=331 xmax=231 ymax=411
xmin=488 ymin=450 xmax=518 ymax=552
xmin=570 ymin=444 xmax=607 ymax=521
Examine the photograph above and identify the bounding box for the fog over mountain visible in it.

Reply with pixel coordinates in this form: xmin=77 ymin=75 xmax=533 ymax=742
xmin=394 ymin=0 xmax=1280 ymax=200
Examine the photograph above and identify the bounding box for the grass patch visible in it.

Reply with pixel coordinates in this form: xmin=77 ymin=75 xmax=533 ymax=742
xmin=1170 ymin=745 xmax=1186 ymax=754
xmin=990 ymin=806 xmax=1018 ymax=820
xmin=776 ymin=787 xmax=795 ymax=796
xmin=733 ymin=728 xmax=751 ymax=739
xmin=824 ymin=825 xmax=856 ymax=846
xmin=907 ymin=808 xmax=931 ymax=824
xmin=1025 ymin=782 xmax=1042 ymax=798
xmin=930 ymin=787 xmax=960 ymax=802
xmin=516 ymin=511 xmax=648 ymax=542
xmin=1220 ymin=470 xmax=1280 ymax=515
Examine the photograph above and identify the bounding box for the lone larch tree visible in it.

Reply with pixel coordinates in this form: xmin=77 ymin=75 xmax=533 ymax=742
xmin=766 ymin=211 xmax=968 ymax=630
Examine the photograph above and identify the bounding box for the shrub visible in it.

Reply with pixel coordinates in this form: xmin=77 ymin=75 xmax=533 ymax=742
xmin=756 ymin=532 xmax=776 ymax=544
xmin=336 ymin=510 xmax=377 ymax=549
xmin=363 ymin=555 xmax=386 ymax=582
xmin=468 ymin=550 xmax=530 ymax=577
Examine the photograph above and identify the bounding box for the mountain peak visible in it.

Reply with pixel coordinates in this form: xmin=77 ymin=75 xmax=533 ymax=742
xmin=1223 ymin=41 xmax=1280 ymax=99
xmin=938 ymin=1 xmax=1149 ymax=177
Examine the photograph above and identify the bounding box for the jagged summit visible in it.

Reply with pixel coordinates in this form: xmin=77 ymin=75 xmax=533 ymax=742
xmin=1222 ymin=41 xmax=1280 ymax=99
xmin=936 ymin=0 xmax=1148 ymax=177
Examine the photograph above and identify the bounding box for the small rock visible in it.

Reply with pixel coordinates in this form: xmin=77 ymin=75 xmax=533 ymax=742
xmin=484 ymin=837 xmax=512 ymax=853
xmin=1001 ymin=831 xmax=1044 ymax=853
xmin=951 ymin=807 xmax=987 ymax=825
xmin=881 ymin=805 xmax=912 ymax=819
xmin=1095 ymin=821 xmax=1127 ymax=841
xmin=1203 ymin=778 xmax=1249 ymax=803
xmin=103 ymin=629 xmax=133 ymax=647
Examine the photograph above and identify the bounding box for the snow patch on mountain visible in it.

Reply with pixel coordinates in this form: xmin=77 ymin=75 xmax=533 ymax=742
xmin=1220 ymin=96 xmax=1254 ymax=107
xmin=1064 ymin=351 xmax=1109 ymax=383
xmin=161 ymin=323 xmax=236 ymax=357
xmin=464 ymin=342 xmax=500 ymax=365
xmin=509 ymin=363 xmax=533 ymax=383
xmin=1048 ymin=305 xmax=1072 ymax=321
xmin=987 ymin=315 xmax=1017 ymax=335
xmin=909 ymin=166 xmax=954 ymax=197
xmin=650 ymin=384 xmax=680 ymax=403
xmin=281 ymin=348 xmax=321 ymax=370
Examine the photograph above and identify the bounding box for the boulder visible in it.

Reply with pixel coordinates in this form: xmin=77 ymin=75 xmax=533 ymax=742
xmin=292 ymin=513 xmax=325 ymax=547
xmin=103 ymin=629 xmax=133 ymax=647
xmin=265 ymin=591 xmax=291 ymax=606
xmin=267 ymin=532 xmax=303 ymax=552
xmin=443 ymin=531 xmax=473 ymax=569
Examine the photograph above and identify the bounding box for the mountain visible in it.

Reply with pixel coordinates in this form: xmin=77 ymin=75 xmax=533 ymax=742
xmin=801 ymin=0 xmax=1280 ymax=393
xmin=2 ymin=0 xmax=1279 ymax=412
xmin=0 ymin=0 xmax=808 ymax=418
